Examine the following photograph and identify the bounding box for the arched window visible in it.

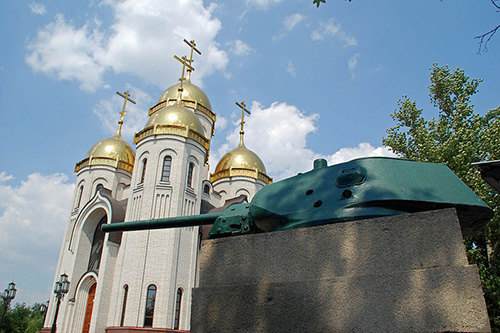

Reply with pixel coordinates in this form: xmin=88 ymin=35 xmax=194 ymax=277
xmin=173 ymin=288 xmax=183 ymax=330
xmin=161 ymin=156 xmax=172 ymax=182
xmin=203 ymin=184 xmax=210 ymax=195
xmin=88 ymin=216 xmax=106 ymax=272
xmin=187 ymin=162 xmax=194 ymax=188
xmin=120 ymin=285 xmax=129 ymax=327
xmin=76 ymin=185 xmax=84 ymax=208
xmin=140 ymin=158 xmax=147 ymax=184
xmin=144 ymin=284 xmax=156 ymax=327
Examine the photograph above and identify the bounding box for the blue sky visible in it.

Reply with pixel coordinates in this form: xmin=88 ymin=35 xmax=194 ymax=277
xmin=1 ymin=0 xmax=499 ymax=305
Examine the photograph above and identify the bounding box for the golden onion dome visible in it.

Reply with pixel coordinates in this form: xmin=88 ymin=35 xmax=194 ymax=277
xmin=211 ymin=138 xmax=272 ymax=184
xmin=75 ymin=133 xmax=135 ymax=174
xmin=145 ymin=103 xmax=204 ymax=134
xmin=157 ymin=76 xmax=212 ymax=111
xmin=215 ymin=143 xmax=266 ymax=174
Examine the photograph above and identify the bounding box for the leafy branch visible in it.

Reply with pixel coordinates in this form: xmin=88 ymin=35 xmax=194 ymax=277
xmin=383 ymin=64 xmax=500 ymax=330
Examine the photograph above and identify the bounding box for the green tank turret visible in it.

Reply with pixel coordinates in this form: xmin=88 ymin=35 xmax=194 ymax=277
xmin=102 ymin=157 xmax=493 ymax=238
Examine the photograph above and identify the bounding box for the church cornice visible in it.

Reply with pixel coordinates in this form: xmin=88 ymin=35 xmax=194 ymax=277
xmin=150 ymin=98 xmax=215 ymax=123
xmin=75 ymin=156 xmax=134 ymax=174
xmin=210 ymin=167 xmax=273 ymax=184
xmin=134 ymin=124 xmax=210 ymax=163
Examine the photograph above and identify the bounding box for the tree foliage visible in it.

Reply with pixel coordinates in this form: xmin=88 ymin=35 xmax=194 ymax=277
xmin=383 ymin=64 xmax=500 ymax=331
xmin=0 ymin=302 xmax=45 ymax=333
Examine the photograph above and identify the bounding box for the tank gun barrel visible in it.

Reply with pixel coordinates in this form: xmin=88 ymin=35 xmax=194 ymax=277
xmin=101 ymin=212 xmax=221 ymax=233
xmin=102 ymin=158 xmax=493 ymax=239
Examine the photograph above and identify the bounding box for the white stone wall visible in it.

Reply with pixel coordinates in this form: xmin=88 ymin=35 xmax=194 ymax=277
xmin=194 ymin=109 xmax=215 ymax=140
xmin=213 ymin=176 xmax=267 ymax=202
xmin=43 ymin=166 xmax=131 ymax=331
xmin=109 ymin=132 xmax=208 ymax=330
xmin=44 ymin=83 xmax=275 ymax=332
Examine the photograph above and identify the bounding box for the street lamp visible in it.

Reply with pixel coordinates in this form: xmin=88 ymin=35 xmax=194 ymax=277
xmin=51 ymin=274 xmax=70 ymax=333
xmin=40 ymin=300 xmax=49 ymax=322
xmin=0 ymin=282 xmax=17 ymax=330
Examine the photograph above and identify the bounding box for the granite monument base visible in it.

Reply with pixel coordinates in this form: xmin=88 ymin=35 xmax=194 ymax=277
xmin=191 ymin=208 xmax=490 ymax=332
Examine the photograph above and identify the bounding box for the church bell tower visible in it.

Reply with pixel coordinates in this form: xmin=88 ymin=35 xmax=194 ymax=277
xmin=108 ymin=40 xmax=214 ymax=330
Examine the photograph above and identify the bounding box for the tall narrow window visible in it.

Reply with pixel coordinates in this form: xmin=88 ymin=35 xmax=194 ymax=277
xmin=173 ymin=288 xmax=183 ymax=330
xmin=187 ymin=162 xmax=194 ymax=188
xmin=120 ymin=285 xmax=129 ymax=327
xmin=76 ymin=185 xmax=84 ymax=208
xmin=144 ymin=284 xmax=156 ymax=327
xmin=204 ymin=184 xmax=210 ymax=195
xmin=140 ymin=158 xmax=147 ymax=184
xmin=88 ymin=216 xmax=106 ymax=272
xmin=161 ymin=156 xmax=172 ymax=182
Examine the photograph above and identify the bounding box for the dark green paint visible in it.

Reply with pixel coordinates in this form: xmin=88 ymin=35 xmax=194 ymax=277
xmin=102 ymin=157 xmax=493 ymax=238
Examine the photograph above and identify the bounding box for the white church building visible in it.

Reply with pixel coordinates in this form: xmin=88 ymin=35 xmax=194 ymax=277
xmin=42 ymin=40 xmax=272 ymax=332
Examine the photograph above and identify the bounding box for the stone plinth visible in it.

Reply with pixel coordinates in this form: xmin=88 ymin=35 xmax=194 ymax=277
xmin=191 ymin=209 xmax=491 ymax=332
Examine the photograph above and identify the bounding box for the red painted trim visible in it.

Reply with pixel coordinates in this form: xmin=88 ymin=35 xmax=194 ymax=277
xmin=105 ymin=327 xmax=189 ymax=333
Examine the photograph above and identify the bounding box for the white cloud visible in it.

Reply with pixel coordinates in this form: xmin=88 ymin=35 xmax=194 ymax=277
xmin=0 ymin=171 xmax=14 ymax=182
xmin=217 ymin=101 xmax=319 ymax=180
xmin=93 ymin=86 xmax=152 ymax=141
xmin=311 ymin=18 xmax=358 ymax=47
xmin=228 ymin=40 xmax=254 ymax=56
xmin=215 ymin=115 xmax=228 ymax=131
xmin=26 ymin=0 xmax=228 ymax=92
xmin=0 ymin=172 xmax=75 ymax=304
xmin=245 ymin=0 xmax=283 ymax=10
xmin=348 ymin=53 xmax=360 ymax=79
xmin=325 ymin=143 xmax=397 ymax=166
xmin=286 ymin=60 xmax=297 ymax=77
xmin=273 ymin=13 xmax=305 ymax=41
xmin=283 ymin=13 xmax=305 ymax=31
xmin=29 ymin=2 xmax=46 ymax=15
xmin=26 ymin=14 xmax=107 ymax=92
xmin=215 ymin=101 xmax=396 ymax=181
xmin=348 ymin=53 xmax=360 ymax=70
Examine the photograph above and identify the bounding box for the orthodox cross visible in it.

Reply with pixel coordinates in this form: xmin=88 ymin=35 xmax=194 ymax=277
xmin=174 ymin=55 xmax=194 ymax=90
xmin=184 ymin=39 xmax=201 ymax=68
xmin=173 ymin=39 xmax=201 ymax=88
xmin=236 ymin=101 xmax=251 ymax=140
xmin=116 ymin=90 xmax=136 ymax=134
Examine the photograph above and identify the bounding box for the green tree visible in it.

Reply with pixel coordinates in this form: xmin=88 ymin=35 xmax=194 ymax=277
xmin=383 ymin=63 xmax=500 ymax=331
xmin=0 ymin=302 xmax=45 ymax=333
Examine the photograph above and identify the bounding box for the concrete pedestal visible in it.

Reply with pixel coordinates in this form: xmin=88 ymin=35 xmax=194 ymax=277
xmin=191 ymin=209 xmax=491 ymax=332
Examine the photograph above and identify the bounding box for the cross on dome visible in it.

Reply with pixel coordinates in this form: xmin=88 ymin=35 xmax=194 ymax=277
xmin=184 ymin=39 xmax=201 ymax=68
xmin=173 ymin=39 xmax=202 ymax=94
xmin=116 ymin=90 xmax=136 ymax=135
xmin=174 ymin=55 xmax=194 ymax=88
xmin=236 ymin=101 xmax=251 ymax=145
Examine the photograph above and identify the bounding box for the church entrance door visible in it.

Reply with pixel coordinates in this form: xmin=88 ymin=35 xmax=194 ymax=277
xmin=82 ymin=283 xmax=96 ymax=333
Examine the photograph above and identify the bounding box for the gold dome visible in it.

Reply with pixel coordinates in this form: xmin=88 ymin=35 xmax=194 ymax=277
xmin=215 ymin=144 xmax=266 ymax=174
xmin=145 ymin=103 xmax=204 ymax=134
xmin=210 ymin=140 xmax=272 ymax=184
xmin=75 ymin=133 xmax=135 ymax=173
xmin=157 ymin=77 xmax=212 ymax=111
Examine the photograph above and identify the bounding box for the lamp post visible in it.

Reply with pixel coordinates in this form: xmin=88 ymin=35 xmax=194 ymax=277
xmin=0 ymin=282 xmax=17 ymax=330
xmin=51 ymin=274 xmax=70 ymax=333
xmin=40 ymin=300 xmax=49 ymax=322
